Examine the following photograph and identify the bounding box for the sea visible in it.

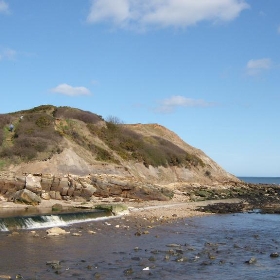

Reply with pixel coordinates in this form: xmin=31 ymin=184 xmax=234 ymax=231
xmin=0 ymin=177 xmax=280 ymax=279
xmin=238 ymin=177 xmax=280 ymax=185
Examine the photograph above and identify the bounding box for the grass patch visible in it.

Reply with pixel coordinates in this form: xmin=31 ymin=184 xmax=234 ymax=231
xmin=87 ymin=122 xmax=205 ymax=168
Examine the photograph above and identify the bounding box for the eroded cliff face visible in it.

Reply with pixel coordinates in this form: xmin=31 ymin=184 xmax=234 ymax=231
xmin=6 ymin=124 xmax=238 ymax=185
xmin=1 ymin=105 xmax=239 ymax=192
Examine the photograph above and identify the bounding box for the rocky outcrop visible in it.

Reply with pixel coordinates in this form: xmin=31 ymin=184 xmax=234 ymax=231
xmin=0 ymin=172 xmax=176 ymax=205
xmin=12 ymin=189 xmax=41 ymax=205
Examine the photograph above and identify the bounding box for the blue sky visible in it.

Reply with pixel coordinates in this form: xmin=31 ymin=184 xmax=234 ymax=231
xmin=0 ymin=0 xmax=279 ymax=177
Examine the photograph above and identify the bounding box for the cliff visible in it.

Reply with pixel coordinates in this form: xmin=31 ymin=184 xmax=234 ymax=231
xmin=0 ymin=105 xmax=240 ymax=204
xmin=0 ymin=105 xmax=237 ymax=185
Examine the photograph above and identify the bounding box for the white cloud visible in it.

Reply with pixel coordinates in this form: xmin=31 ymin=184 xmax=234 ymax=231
xmin=0 ymin=0 xmax=9 ymax=14
xmin=51 ymin=83 xmax=91 ymax=96
xmin=87 ymin=0 xmax=131 ymax=24
xmin=156 ymin=95 xmax=214 ymax=113
xmin=0 ymin=48 xmax=17 ymax=61
xmin=246 ymin=58 xmax=272 ymax=76
xmin=87 ymin=0 xmax=249 ymax=30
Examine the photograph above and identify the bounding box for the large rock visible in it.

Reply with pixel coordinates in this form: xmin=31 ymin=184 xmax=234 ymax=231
xmin=41 ymin=174 xmax=53 ymax=191
xmin=25 ymin=174 xmax=42 ymax=194
xmin=51 ymin=177 xmax=61 ymax=191
xmin=59 ymin=177 xmax=69 ymax=189
xmin=41 ymin=191 xmax=51 ymax=200
xmin=13 ymin=189 xmax=41 ymax=205
xmin=0 ymin=179 xmax=25 ymax=196
xmin=46 ymin=227 xmax=70 ymax=236
xmin=95 ymin=204 xmax=128 ymax=215
xmin=80 ymin=181 xmax=96 ymax=200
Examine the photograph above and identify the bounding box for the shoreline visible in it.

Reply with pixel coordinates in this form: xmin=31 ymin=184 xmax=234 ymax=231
xmin=1 ymin=179 xmax=280 ymax=231
xmin=0 ymin=195 xmax=244 ymax=228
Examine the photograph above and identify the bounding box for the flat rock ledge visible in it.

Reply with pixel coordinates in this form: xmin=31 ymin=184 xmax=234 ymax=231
xmin=0 ymin=172 xmax=174 ymax=205
xmin=0 ymin=171 xmax=279 ymax=211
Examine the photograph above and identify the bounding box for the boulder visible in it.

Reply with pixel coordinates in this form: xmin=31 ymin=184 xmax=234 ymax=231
xmin=49 ymin=191 xmax=56 ymax=199
xmin=41 ymin=175 xmax=53 ymax=191
xmin=41 ymin=191 xmax=51 ymax=200
xmin=0 ymin=179 xmax=25 ymax=197
xmin=25 ymin=174 xmax=42 ymax=194
xmin=55 ymin=191 xmax=62 ymax=200
xmin=95 ymin=204 xmax=128 ymax=215
xmin=81 ymin=184 xmax=96 ymax=199
xmin=52 ymin=203 xmax=63 ymax=211
xmin=61 ymin=186 xmax=69 ymax=196
xmin=51 ymin=177 xmax=61 ymax=191
xmin=73 ymin=182 xmax=82 ymax=197
xmin=59 ymin=177 xmax=69 ymax=189
xmin=67 ymin=186 xmax=75 ymax=196
xmin=13 ymin=189 xmax=41 ymax=205
xmin=46 ymin=227 xmax=70 ymax=236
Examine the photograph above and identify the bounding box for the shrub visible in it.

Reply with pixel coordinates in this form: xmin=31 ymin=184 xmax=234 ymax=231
xmin=0 ymin=112 xmax=62 ymax=162
xmin=35 ymin=115 xmax=52 ymax=128
xmin=87 ymin=122 xmax=205 ymax=168
xmin=54 ymin=107 xmax=102 ymax=124
xmin=0 ymin=114 xmax=13 ymax=144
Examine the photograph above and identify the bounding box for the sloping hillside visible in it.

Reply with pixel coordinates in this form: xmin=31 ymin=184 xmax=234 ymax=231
xmin=0 ymin=105 xmax=238 ymax=184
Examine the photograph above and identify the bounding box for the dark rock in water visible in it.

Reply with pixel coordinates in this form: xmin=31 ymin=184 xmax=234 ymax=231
xmin=198 ymin=202 xmax=245 ymax=214
xmin=245 ymin=257 xmax=257 ymax=264
xmin=46 ymin=260 xmax=62 ymax=270
xmin=176 ymin=249 xmax=184 ymax=254
xmin=151 ymin=250 xmax=160 ymax=254
xmin=123 ymin=268 xmax=134 ymax=276
xmin=270 ymin=252 xmax=279 ymax=258
xmin=131 ymin=256 xmax=141 ymax=261
xmin=93 ymin=272 xmax=101 ymax=279
xmin=200 ymin=261 xmax=212 ymax=266
xmin=175 ymin=257 xmax=188 ymax=262
xmin=208 ymin=254 xmax=216 ymax=260
xmin=163 ymin=255 xmax=170 ymax=261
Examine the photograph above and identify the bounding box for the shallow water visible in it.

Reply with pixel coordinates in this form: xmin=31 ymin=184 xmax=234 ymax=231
xmin=1 ymin=213 xmax=280 ymax=279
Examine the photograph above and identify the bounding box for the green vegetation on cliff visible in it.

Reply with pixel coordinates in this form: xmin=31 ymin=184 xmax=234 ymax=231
xmin=0 ymin=105 xmax=205 ymax=170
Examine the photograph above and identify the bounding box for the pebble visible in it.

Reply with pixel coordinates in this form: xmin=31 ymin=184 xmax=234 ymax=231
xmin=0 ymin=275 xmax=12 ymax=280
xmin=166 ymin=243 xmax=181 ymax=247
xmin=72 ymin=233 xmax=82 ymax=236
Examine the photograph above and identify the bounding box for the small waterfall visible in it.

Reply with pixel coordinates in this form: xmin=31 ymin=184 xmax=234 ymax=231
xmin=0 ymin=210 xmax=113 ymax=231
xmin=0 ymin=223 xmax=8 ymax=232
